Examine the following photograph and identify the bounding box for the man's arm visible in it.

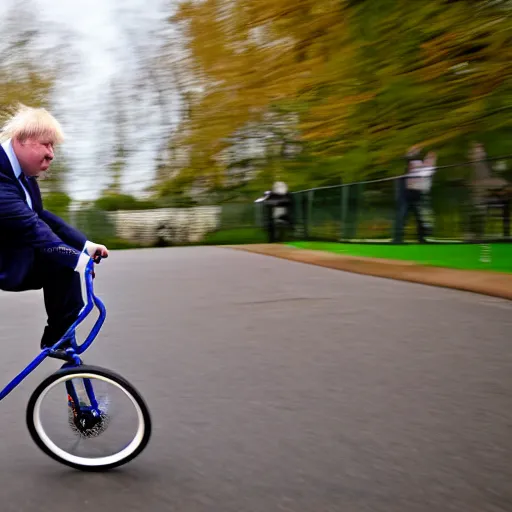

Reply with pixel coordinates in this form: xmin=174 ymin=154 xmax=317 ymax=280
xmin=0 ymin=178 xmax=82 ymax=269
xmin=40 ymin=209 xmax=109 ymax=259
xmin=39 ymin=209 xmax=86 ymax=251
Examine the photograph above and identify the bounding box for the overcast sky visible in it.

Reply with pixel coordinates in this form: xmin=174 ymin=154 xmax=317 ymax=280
xmin=2 ymin=0 xmax=176 ymax=201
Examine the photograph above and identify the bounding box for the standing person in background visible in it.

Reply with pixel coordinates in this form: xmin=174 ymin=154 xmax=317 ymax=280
xmin=467 ymin=142 xmax=509 ymax=240
xmin=395 ymin=147 xmax=438 ymax=243
xmin=258 ymin=182 xmax=295 ymax=243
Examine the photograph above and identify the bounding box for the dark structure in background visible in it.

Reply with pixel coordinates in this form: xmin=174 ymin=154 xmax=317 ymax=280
xmin=256 ymin=182 xmax=295 ymax=243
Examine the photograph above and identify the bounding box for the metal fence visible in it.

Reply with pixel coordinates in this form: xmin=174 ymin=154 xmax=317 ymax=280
xmin=63 ymin=156 xmax=512 ymax=248
xmin=291 ymin=156 xmax=512 ymax=243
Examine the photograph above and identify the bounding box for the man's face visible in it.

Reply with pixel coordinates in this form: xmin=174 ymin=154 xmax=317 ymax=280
xmin=14 ymin=135 xmax=55 ymax=177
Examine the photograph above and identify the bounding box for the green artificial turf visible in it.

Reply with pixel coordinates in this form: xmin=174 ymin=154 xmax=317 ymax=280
xmin=287 ymin=241 xmax=512 ymax=273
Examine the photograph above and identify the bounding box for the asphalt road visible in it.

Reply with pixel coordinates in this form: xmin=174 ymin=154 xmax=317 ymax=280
xmin=0 ymin=246 xmax=511 ymax=512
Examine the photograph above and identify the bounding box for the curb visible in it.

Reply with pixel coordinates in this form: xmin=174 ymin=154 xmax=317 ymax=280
xmin=222 ymin=244 xmax=512 ymax=301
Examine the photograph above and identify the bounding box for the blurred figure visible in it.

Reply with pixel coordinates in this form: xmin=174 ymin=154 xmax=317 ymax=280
xmin=467 ymin=142 xmax=510 ymax=240
xmin=258 ymin=181 xmax=295 ymax=243
xmin=395 ymin=147 xmax=438 ymax=243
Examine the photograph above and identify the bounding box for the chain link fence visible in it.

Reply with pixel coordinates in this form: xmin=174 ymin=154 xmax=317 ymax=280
xmin=64 ymin=156 xmax=512 ymax=248
xmin=291 ymin=156 xmax=512 ymax=243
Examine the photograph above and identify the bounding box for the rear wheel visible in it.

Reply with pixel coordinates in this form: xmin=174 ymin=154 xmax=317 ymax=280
xmin=26 ymin=365 xmax=151 ymax=471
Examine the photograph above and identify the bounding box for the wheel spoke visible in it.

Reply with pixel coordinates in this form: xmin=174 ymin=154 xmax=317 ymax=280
xmin=70 ymin=436 xmax=82 ymax=455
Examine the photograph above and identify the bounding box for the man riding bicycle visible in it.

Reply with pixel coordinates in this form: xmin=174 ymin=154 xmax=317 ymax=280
xmin=0 ymin=104 xmax=109 ymax=349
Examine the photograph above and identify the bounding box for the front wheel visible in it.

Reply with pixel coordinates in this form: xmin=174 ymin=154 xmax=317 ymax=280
xmin=26 ymin=365 xmax=151 ymax=471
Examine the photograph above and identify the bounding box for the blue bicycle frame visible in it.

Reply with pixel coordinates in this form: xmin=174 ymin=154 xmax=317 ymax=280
xmin=0 ymin=258 xmax=106 ymax=402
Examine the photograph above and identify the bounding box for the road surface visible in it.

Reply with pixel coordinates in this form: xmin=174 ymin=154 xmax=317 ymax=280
xmin=0 ymin=246 xmax=511 ymax=512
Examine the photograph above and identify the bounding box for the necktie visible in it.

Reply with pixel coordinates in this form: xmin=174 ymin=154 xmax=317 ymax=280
xmin=18 ymin=173 xmax=33 ymax=210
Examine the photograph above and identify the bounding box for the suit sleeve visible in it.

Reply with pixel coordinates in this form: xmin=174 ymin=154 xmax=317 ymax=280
xmin=0 ymin=177 xmax=81 ymax=269
xmin=39 ymin=209 xmax=87 ymax=251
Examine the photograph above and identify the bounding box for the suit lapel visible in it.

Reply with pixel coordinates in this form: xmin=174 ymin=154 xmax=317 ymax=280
xmin=0 ymin=145 xmax=28 ymax=200
xmin=0 ymin=144 xmax=16 ymax=181
xmin=26 ymin=176 xmax=43 ymax=211
xmin=0 ymin=146 xmax=43 ymax=211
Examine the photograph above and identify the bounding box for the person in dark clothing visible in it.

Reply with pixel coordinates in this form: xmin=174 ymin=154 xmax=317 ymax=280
xmin=259 ymin=182 xmax=295 ymax=242
xmin=395 ymin=147 xmax=437 ymax=243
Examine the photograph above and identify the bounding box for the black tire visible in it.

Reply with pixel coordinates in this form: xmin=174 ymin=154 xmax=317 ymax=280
xmin=26 ymin=365 xmax=152 ymax=471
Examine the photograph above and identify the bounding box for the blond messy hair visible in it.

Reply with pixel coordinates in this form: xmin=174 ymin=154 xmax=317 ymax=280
xmin=0 ymin=103 xmax=65 ymax=144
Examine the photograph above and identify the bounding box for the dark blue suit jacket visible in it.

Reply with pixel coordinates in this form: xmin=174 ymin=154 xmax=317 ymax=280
xmin=0 ymin=145 xmax=87 ymax=291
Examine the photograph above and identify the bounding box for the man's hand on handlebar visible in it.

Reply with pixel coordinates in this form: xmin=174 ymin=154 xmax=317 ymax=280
xmin=85 ymin=241 xmax=109 ymax=263
xmin=74 ymin=241 xmax=109 ymax=282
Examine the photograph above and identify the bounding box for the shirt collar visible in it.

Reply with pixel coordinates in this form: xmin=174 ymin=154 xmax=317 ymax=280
xmin=1 ymin=138 xmax=23 ymax=179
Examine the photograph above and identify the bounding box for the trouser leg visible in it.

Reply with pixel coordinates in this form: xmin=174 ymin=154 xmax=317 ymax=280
xmin=39 ymin=261 xmax=84 ymax=349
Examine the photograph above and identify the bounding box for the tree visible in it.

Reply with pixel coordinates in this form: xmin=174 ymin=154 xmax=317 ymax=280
xmin=0 ymin=0 xmax=84 ymax=197
xmin=0 ymin=2 xmax=55 ymax=113
xmin=163 ymin=0 xmax=511 ymax=192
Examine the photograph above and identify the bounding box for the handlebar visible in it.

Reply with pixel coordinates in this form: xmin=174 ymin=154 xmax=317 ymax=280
xmin=92 ymin=249 xmax=107 ymax=265
xmin=56 ymin=252 xmax=107 ymax=356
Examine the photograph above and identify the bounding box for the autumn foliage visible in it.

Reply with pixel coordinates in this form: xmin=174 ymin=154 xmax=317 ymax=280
xmin=161 ymin=0 xmax=511 ymax=195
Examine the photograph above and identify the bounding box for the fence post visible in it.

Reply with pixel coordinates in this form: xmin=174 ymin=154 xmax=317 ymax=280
xmin=350 ymin=182 xmax=363 ymax=240
xmin=306 ymin=190 xmax=314 ymax=240
xmin=393 ymin=177 xmax=405 ymax=243
xmin=254 ymin=201 xmax=260 ymax=228
xmin=504 ymin=200 xmax=510 ymax=238
xmin=302 ymin=193 xmax=308 ymax=240
xmin=340 ymin=185 xmax=348 ymax=241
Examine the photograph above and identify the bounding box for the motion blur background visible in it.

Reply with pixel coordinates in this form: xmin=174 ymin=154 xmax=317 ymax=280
xmin=1 ymin=0 xmax=511 ymax=254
